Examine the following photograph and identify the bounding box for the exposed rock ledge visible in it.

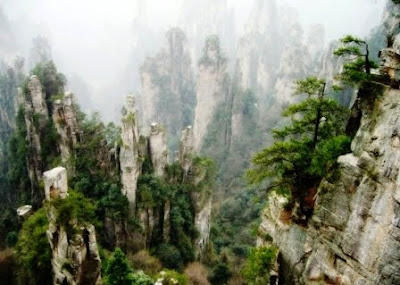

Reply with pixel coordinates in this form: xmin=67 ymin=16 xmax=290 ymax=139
xmin=259 ymin=88 xmax=400 ymax=285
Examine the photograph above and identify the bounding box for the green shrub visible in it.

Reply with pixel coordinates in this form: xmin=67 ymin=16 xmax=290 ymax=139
xmin=157 ymin=244 xmax=183 ymax=271
xmin=105 ymin=248 xmax=134 ymax=285
xmin=5 ymin=231 xmax=18 ymax=247
xmin=51 ymin=190 xmax=99 ymax=236
xmin=210 ymin=262 xmax=232 ymax=285
xmin=131 ymin=271 xmax=153 ymax=285
xmin=16 ymin=208 xmax=52 ymax=285
xmin=157 ymin=269 xmax=188 ymax=285
xmin=242 ymin=246 xmax=277 ymax=285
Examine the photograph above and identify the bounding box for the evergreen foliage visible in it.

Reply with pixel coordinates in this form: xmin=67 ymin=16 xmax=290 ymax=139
xmin=72 ymin=112 xmax=127 ymax=248
xmin=30 ymin=61 xmax=66 ymax=114
xmin=242 ymin=246 xmax=277 ymax=285
xmin=105 ymin=248 xmax=135 ymax=285
xmin=210 ymin=262 xmax=232 ymax=285
xmin=15 ymin=208 xmax=51 ymax=285
xmin=247 ymin=77 xmax=350 ymax=215
xmin=334 ymin=35 xmax=378 ymax=86
xmin=51 ymin=190 xmax=99 ymax=235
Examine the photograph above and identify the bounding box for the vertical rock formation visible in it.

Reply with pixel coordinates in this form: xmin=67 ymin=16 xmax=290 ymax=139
xmin=179 ymin=125 xmax=194 ymax=179
xmin=258 ymin=4 xmax=400 ymax=284
xmin=149 ymin=123 xmax=168 ymax=177
xmin=139 ymin=28 xmax=195 ymax=150
xmin=24 ymin=75 xmax=48 ymax=191
xmin=179 ymin=0 xmax=236 ymax=64
xmin=120 ymin=95 xmax=141 ymax=207
xmin=234 ymin=0 xmax=279 ymax=97
xmin=193 ymin=35 xmax=231 ymax=151
xmin=44 ymin=167 xmax=101 ymax=285
xmin=178 ymin=126 xmax=213 ymax=259
xmin=52 ymin=91 xmax=82 ymax=174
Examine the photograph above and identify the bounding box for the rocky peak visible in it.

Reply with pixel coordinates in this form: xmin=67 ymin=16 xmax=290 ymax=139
xmin=193 ymin=35 xmax=230 ymax=151
xmin=139 ymin=28 xmax=195 ymax=150
xmin=44 ymin=167 xmax=102 ymax=285
xmin=43 ymin=166 xmax=68 ymax=201
xmin=27 ymin=75 xmax=48 ymax=118
xmin=120 ymin=95 xmax=141 ymax=206
xmin=52 ymin=91 xmax=82 ymax=174
xmin=24 ymin=75 xmax=49 ymax=191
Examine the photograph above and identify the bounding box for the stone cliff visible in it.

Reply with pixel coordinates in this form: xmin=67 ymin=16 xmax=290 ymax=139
xmin=139 ymin=28 xmax=195 ymax=151
xmin=258 ymin=3 xmax=400 ymax=284
xmin=44 ymin=167 xmax=101 ymax=285
xmin=118 ymin=95 xmax=214 ymax=258
xmin=52 ymin=91 xmax=82 ymax=175
xmin=193 ymin=35 xmax=231 ymax=152
xmin=23 ymin=75 xmax=49 ymax=197
xmin=120 ymin=95 xmax=141 ymax=207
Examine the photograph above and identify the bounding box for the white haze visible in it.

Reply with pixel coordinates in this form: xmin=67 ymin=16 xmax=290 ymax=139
xmin=1 ymin=0 xmax=387 ymax=121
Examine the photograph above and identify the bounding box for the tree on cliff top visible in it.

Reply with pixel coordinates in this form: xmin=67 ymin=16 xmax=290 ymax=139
xmin=334 ymin=35 xmax=378 ymax=86
xmin=247 ymin=77 xmax=350 ymax=216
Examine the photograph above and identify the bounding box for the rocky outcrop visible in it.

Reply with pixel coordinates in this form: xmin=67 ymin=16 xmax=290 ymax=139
xmin=179 ymin=125 xmax=194 ymax=179
xmin=193 ymin=35 xmax=230 ymax=151
xmin=258 ymin=5 xmax=400 ymax=283
xmin=260 ymin=87 xmax=400 ymax=285
xmin=52 ymin=91 xmax=82 ymax=174
xmin=139 ymin=28 xmax=195 ymax=150
xmin=178 ymin=127 xmax=214 ymax=259
xmin=120 ymin=95 xmax=141 ymax=207
xmin=24 ymin=75 xmax=49 ymax=192
xmin=44 ymin=167 xmax=102 ymax=285
xmin=149 ymin=123 xmax=168 ymax=177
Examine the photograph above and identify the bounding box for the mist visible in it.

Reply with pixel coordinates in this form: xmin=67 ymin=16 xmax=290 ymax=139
xmin=1 ymin=0 xmax=387 ymax=121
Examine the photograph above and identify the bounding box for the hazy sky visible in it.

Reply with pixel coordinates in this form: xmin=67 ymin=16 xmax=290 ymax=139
xmin=1 ymin=0 xmax=387 ymax=119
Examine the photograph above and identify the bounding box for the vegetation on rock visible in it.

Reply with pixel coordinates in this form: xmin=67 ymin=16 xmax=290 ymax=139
xmin=247 ymin=77 xmax=350 ymax=215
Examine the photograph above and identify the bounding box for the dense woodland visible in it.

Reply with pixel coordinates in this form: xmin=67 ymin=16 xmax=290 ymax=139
xmin=0 ymin=0 xmax=398 ymax=284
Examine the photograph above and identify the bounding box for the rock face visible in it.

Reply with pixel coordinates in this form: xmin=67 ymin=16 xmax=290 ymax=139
xmin=139 ymin=28 xmax=195 ymax=150
xmin=178 ymin=127 xmax=213 ymax=259
xmin=44 ymin=167 xmax=102 ymax=285
xmin=193 ymin=35 xmax=230 ymax=151
xmin=120 ymin=95 xmax=141 ymax=207
xmin=149 ymin=123 xmax=168 ymax=177
xmin=43 ymin=166 xmax=68 ymax=200
xmin=16 ymin=205 xmax=32 ymax=218
xmin=52 ymin=91 xmax=82 ymax=174
xmin=24 ymin=75 xmax=49 ymax=192
xmin=179 ymin=125 xmax=194 ymax=179
xmin=258 ymin=6 xmax=400 ymax=284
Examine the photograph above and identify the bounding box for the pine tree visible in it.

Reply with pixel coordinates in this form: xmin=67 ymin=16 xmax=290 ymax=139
xmin=247 ymin=77 xmax=350 ymax=215
xmin=105 ymin=248 xmax=134 ymax=285
xmin=334 ymin=35 xmax=378 ymax=86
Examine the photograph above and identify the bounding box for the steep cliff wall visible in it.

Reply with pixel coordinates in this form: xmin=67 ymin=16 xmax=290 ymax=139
xmin=118 ymin=95 xmax=214 ymax=259
xmin=139 ymin=28 xmax=195 ymax=150
xmin=23 ymin=75 xmax=49 ymax=193
xmin=258 ymin=3 xmax=400 ymax=284
xmin=52 ymin=91 xmax=82 ymax=174
xmin=178 ymin=126 xmax=214 ymax=259
xmin=120 ymin=95 xmax=141 ymax=207
xmin=193 ymin=35 xmax=231 ymax=152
